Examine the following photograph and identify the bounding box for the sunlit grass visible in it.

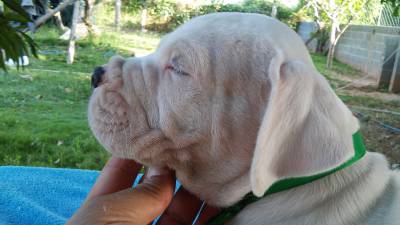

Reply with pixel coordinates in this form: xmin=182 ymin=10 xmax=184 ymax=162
xmin=0 ymin=27 xmax=161 ymax=169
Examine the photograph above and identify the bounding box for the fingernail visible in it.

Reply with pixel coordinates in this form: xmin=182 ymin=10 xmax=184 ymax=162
xmin=147 ymin=166 xmax=169 ymax=179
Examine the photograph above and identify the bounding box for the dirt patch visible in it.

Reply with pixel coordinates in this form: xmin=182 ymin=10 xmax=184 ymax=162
xmin=339 ymin=89 xmax=400 ymax=102
xmin=332 ymin=72 xmax=400 ymax=165
xmin=357 ymin=113 xmax=400 ymax=165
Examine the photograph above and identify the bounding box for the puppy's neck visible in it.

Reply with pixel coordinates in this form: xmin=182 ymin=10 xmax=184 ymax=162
xmin=229 ymin=153 xmax=391 ymax=225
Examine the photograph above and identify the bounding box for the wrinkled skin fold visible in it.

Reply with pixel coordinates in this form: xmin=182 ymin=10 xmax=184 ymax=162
xmin=88 ymin=13 xmax=400 ymax=225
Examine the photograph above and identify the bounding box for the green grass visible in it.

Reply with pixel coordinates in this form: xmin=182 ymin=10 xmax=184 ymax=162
xmin=310 ymin=54 xmax=400 ymax=164
xmin=310 ymin=53 xmax=359 ymax=89
xmin=30 ymin=26 xmax=160 ymax=73
xmin=341 ymin=93 xmax=400 ymax=164
xmin=0 ymin=68 xmax=109 ymax=169
xmin=311 ymin=53 xmax=359 ymax=77
xmin=0 ymin=28 xmax=160 ymax=170
xmin=0 ymin=27 xmax=399 ymax=170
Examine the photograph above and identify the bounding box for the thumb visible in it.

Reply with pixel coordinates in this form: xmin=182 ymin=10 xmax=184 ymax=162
xmin=68 ymin=167 xmax=175 ymax=225
xmin=110 ymin=167 xmax=175 ymax=224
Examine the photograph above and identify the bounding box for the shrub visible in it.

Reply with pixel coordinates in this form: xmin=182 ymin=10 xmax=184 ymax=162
xmin=137 ymin=0 xmax=295 ymax=33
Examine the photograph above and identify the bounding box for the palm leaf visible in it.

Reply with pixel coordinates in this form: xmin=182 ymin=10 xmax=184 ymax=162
xmin=3 ymin=11 xmax=30 ymax=23
xmin=0 ymin=0 xmax=38 ymax=71
xmin=19 ymin=31 xmax=38 ymax=57
xmin=1 ymin=0 xmax=30 ymax=22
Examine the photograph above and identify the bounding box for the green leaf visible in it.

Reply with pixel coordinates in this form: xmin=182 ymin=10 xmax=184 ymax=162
xmin=0 ymin=48 xmax=6 ymax=71
xmin=0 ymin=24 xmax=34 ymax=70
xmin=0 ymin=29 xmax=19 ymax=61
xmin=3 ymin=12 xmax=30 ymax=23
xmin=19 ymin=31 xmax=38 ymax=57
xmin=0 ymin=0 xmax=38 ymax=71
xmin=394 ymin=5 xmax=400 ymax=16
xmin=1 ymin=0 xmax=32 ymax=22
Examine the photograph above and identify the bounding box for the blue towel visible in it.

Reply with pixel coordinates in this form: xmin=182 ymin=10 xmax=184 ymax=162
xmin=0 ymin=166 xmax=180 ymax=225
xmin=0 ymin=166 xmax=99 ymax=225
xmin=0 ymin=166 xmax=179 ymax=225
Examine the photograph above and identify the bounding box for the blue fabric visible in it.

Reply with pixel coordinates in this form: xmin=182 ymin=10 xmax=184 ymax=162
xmin=0 ymin=166 xmax=100 ymax=225
xmin=0 ymin=166 xmax=182 ymax=225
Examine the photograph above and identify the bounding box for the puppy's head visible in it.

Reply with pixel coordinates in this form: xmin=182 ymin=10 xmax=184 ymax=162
xmin=88 ymin=13 xmax=359 ymax=206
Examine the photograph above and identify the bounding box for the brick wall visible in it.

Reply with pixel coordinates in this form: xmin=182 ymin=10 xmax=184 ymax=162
xmin=335 ymin=25 xmax=400 ymax=84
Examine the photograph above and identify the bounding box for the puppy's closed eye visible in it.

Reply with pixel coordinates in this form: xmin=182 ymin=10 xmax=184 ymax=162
xmin=165 ymin=64 xmax=190 ymax=76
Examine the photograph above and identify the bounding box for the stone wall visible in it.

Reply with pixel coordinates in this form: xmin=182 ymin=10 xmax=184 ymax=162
xmin=297 ymin=22 xmax=319 ymax=52
xmin=335 ymin=25 xmax=400 ymax=90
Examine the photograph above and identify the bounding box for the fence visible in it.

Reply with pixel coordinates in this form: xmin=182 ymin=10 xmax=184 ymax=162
xmin=376 ymin=3 xmax=400 ymax=27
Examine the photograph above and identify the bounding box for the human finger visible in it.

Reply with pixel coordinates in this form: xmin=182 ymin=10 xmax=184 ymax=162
xmin=193 ymin=204 xmax=221 ymax=225
xmin=157 ymin=187 xmax=203 ymax=225
xmin=85 ymin=156 xmax=143 ymax=201
xmin=67 ymin=167 xmax=175 ymax=225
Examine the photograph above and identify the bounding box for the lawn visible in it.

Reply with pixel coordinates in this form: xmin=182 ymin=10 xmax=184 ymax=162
xmin=0 ymin=28 xmax=160 ymax=170
xmin=0 ymin=28 xmax=399 ymax=170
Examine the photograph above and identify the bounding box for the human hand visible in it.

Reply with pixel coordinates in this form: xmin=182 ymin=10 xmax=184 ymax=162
xmin=67 ymin=157 xmax=220 ymax=225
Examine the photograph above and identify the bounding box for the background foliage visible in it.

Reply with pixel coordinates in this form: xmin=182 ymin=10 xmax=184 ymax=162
xmin=103 ymin=0 xmax=296 ymax=32
xmin=382 ymin=0 xmax=400 ymax=15
xmin=0 ymin=0 xmax=37 ymax=71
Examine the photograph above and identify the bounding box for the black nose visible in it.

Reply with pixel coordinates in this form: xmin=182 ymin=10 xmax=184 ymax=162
xmin=91 ymin=66 xmax=105 ymax=88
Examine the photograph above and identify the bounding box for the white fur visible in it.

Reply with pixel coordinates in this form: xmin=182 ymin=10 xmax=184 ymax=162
xmin=87 ymin=13 xmax=400 ymax=224
xmin=232 ymin=153 xmax=397 ymax=225
xmin=251 ymin=51 xmax=359 ymax=196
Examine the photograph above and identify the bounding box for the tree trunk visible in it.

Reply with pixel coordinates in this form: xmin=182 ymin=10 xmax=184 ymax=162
xmin=82 ymin=0 xmax=95 ymax=35
xmin=67 ymin=0 xmax=79 ymax=64
xmin=140 ymin=7 xmax=147 ymax=32
xmin=53 ymin=11 xmax=67 ymax=31
xmin=271 ymin=0 xmax=278 ymax=18
xmin=115 ymin=0 xmax=121 ymax=31
xmin=327 ymin=20 xmax=351 ymax=69
xmin=326 ymin=21 xmax=337 ymax=68
xmin=328 ymin=42 xmax=337 ymax=68
xmin=34 ymin=0 xmax=76 ymax=28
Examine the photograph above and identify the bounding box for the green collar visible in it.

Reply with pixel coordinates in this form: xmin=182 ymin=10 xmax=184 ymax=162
xmin=207 ymin=130 xmax=367 ymax=225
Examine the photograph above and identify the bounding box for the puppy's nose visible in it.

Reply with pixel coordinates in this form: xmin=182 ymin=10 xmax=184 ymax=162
xmin=91 ymin=66 xmax=105 ymax=88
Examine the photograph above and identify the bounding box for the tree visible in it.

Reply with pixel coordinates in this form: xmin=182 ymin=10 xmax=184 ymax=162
xmin=34 ymin=0 xmax=76 ymax=29
xmin=305 ymin=0 xmax=375 ymax=68
xmin=293 ymin=1 xmax=329 ymax=53
xmin=381 ymin=0 xmax=400 ymax=15
xmin=271 ymin=0 xmax=278 ymax=17
xmin=0 ymin=0 xmax=37 ymax=71
xmin=82 ymin=0 xmax=95 ymax=34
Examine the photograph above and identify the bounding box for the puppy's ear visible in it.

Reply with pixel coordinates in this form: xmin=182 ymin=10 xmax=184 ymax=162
xmin=250 ymin=51 xmax=359 ymax=197
xmin=108 ymin=55 xmax=125 ymax=68
xmin=106 ymin=55 xmax=125 ymax=80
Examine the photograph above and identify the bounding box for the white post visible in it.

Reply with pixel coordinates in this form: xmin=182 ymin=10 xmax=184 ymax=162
xmin=141 ymin=7 xmax=147 ymax=32
xmin=67 ymin=0 xmax=79 ymax=64
xmin=115 ymin=0 xmax=121 ymax=31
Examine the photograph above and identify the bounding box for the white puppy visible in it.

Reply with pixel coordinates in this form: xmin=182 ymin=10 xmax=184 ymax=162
xmin=88 ymin=13 xmax=400 ymax=225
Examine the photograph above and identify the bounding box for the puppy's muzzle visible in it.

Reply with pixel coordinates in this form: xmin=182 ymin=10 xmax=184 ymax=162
xmin=91 ymin=66 xmax=105 ymax=88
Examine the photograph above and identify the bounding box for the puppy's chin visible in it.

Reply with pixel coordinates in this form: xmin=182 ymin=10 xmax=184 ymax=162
xmin=88 ymin=87 xmax=171 ymax=164
xmin=88 ymin=88 xmax=137 ymax=158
